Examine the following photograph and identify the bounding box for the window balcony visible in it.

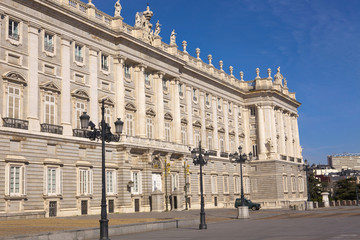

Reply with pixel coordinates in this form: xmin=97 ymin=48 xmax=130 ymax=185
xmin=75 ymin=55 xmax=83 ymax=62
xmin=73 ymin=129 xmax=91 ymax=138
xmin=208 ymin=150 xmax=217 ymax=156
xmin=281 ymin=155 xmax=287 ymax=161
xmin=44 ymin=43 xmax=54 ymax=53
xmin=193 ymin=96 xmax=198 ymax=102
xmin=179 ymin=92 xmax=183 ymax=97
xmin=102 ymin=65 xmax=109 ymax=71
xmin=2 ymin=118 xmax=28 ymax=130
xmin=41 ymin=123 xmax=63 ymax=135
xmin=220 ymin=152 xmax=229 ymax=158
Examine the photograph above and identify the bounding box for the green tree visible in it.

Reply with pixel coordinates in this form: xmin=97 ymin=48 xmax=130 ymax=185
xmin=307 ymin=172 xmax=323 ymax=202
xmin=333 ymin=178 xmax=360 ymax=201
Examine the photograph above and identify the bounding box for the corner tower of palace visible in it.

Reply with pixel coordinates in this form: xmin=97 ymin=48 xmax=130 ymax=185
xmin=0 ymin=0 xmax=305 ymax=218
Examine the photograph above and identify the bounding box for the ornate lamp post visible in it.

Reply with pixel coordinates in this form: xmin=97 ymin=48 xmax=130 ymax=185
xmin=190 ymin=141 xmax=209 ymax=230
xmin=184 ymin=161 xmax=190 ymax=210
xmin=229 ymin=146 xmax=252 ymax=209
xmin=80 ymin=100 xmax=123 ymax=240
xmin=164 ymin=159 xmax=171 ymax=211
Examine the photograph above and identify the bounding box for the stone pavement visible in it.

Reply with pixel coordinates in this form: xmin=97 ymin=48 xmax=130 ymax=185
xmin=1 ymin=207 xmax=360 ymax=239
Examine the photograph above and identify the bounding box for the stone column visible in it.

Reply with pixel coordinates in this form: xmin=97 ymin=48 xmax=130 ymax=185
xmin=60 ymin=36 xmax=72 ymax=135
xmin=291 ymin=115 xmax=297 ymax=159
xmin=89 ymin=48 xmax=99 ymax=124
xmin=270 ymin=105 xmax=278 ymax=158
xmin=135 ymin=64 xmax=147 ymax=138
xmin=285 ymin=112 xmax=294 ymax=158
xmin=171 ymin=78 xmax=182 ymax=144
xmin=242 ymin=107 xmax=251 ymax=154
xmin=234 ymin=105 xmax=240 ymax=148
xmin=199 ymin=91 xmax=207 ymax=146
xmin=114 ymin=55 xmax=126 ymax=121
xmin=224 ymin=102 xmax=229 ymax=152
xmin=155 ymin=72 xmax=165 ymax=141
xmin=186 ymin=86 xmax=193 ymax=147
xmin=257 ymin=105 xmax=266 ymax=159
xmin=294 ymin=115 xmax=301 ymax=158
xmin=277 ymin=109 xmax=285 ymax=156
xmin=27 ymin=24 xmax=40 ymax=131
xmin=212 ymin=96 xmax=219 ymax=152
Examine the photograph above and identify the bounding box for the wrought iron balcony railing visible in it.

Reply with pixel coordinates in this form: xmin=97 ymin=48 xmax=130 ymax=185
xmin=220 ymin=152 xmax=229 ymax=158
xmin=289 ymin=157 xmax=295 ymax=162
xmin=208 ymin=150 xmax=217 ymax=156
xmin=73 ymin=129 xmax=91 ymax=138
xmin=44 ymin=43 xmax=54 ymax=53
xmin=75 ymin=55 xmax=83 ymax=62
xmin=281 ymin=155 xmax=287 ymax=161
xmin=41 ymin=123 xmax=63 ymax=135
xmin=2 ymin=118 xmax=28 ymax=130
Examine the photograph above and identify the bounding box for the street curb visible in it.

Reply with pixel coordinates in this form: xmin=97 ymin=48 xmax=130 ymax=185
xmin=2 ymin=218 xmax=199 ymax=240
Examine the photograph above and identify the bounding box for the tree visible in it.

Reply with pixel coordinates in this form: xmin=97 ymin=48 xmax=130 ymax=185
xmin=333 ymin=178 xmax=360 ymax=201
xmin=307 ymin=172 xmax=323 ymax=202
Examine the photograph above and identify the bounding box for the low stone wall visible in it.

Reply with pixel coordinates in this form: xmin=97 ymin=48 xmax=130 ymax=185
xmin=0 ymin=211 xmax=46 ymax=220
xmin=3 ymin=218 xmax=199 ymax=240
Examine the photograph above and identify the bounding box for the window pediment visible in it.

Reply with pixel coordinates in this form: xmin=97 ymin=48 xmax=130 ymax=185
xmin=229 ymin=130 xmax=235 ymax=136
xmin=218 ymin=127 xmax=225 ymax=133
xmin=164 ymin=112 xmax=173 ymax=121
xmin=99 ymin=96 xmax=115 ymax=106
xmin=146 ymin=108 xmax=156 ymax=117
xmin=181 ymin=118 xmax=188 ymax=125
xmin=40 ymin=81 xmax=60 ymax=93
xmin=206 ymin=124 xmax=214 ymax=131
xmin=2 ymin=71 xmax=27 ymax=86
xmin=71 ymin=89 xmax=89 ymax=101
xmin=193 ymin=120 xmax=201 ymax=128
xmin=125 ymin=102 xmax=137 ymax=112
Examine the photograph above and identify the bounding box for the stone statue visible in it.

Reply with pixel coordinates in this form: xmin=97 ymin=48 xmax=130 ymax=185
xmin=154 ymin=20 xmax=161 ymax=36
xmin=114 ymin=0 xmax=122 ymax=17
xmin=274 ymin=66 xmax=284 ymax=84
xmin=135 ymin=12 xmax=142 ymax=28
xmin=170 ymin=29 xmax=176 ymax=45
xmin=284 ymin=78 xmax=287 ymax=87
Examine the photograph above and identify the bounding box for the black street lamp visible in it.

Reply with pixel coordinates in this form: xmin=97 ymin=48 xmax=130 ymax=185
xmin=190 ymin=141 xmax=209 ymax=230
xmin=229 ymin=146 xmax=252 ymax=207
xmin=80 ymin=99 xmax=123 ymax=240
xmin=184 ymin=161 xmax=190 ymax=210
xmin=164 ymin=159 xmax=170 ymax=211
xmin=301 ymin=160 xmax=311 ymax=202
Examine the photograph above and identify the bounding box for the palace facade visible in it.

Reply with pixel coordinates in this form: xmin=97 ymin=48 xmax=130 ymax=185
xmin=0 ymin=0 xmax=306 ymax=218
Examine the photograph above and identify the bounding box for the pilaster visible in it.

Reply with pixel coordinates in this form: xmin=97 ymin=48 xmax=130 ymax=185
xmin=60 ymin=37 xmax=72 ymax=135
xmin=89 ymin=48 xmax=98 ymax=125
xmin=293 ymin=115 xmax=301 ymax=159
xmin=256 ymin=104 xmax=266 ymax=160
xmin=277 ymin=108 xmax=286 ymax=156
xmin=242 ymin=107 xmax=251 ymax=154
xmin=27 ymin=24 xmax=40 ymax=132
xmin=155 ymin=71 xmax=165 ymax=141
xmin=224 ymin=102 xmax=229 ymax=152
xmin=114 ymin=55 xmax=126 ymax=121
xmin=199 ymin=91 xmax=206 ymax=147
xmin=171 ymin=78 xmax=182 ymax=144
xmin=135 ymin=64 xmax=147 ymax=138
xmin=211 ymin=96 xmax=219 ymax=152
xmin=186 ymin=86 xmax=193 ymax=147
xmin=234 ymin=105 xmax=240 ymax=149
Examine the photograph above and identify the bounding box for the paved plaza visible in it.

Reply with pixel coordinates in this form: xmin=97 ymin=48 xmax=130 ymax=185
xmin=1 ymin=206 xmax=360 ymax=239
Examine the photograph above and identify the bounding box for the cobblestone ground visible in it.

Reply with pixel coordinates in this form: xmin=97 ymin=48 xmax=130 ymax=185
xmin=0 ymin=207 xmax=359 ymax=239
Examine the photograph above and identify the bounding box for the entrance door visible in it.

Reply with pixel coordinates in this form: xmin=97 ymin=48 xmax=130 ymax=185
xmin=152 ymin=173 xmax=162 ymax=192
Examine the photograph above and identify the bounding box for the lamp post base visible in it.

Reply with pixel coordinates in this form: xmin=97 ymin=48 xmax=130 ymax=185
xmin=306 ymin=201 xmax=314 ymax=210
xmin=199 ymin=212 xmax=207 ymax=229
xmin=99 ymin=218 xmax=109 ymax=240
xmin=237 ymin=206 xmax=249 ymax=219
xmin=199 ymin=223 xmax=207 ymax=229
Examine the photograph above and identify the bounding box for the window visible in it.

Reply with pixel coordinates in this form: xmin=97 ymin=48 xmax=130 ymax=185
xmin=131 ymin=171 xmax=142 ymax=194
xmin=7 ymin=85 xmax=21 ymax=119
xmin=8 ymin=19 xmax=19 ymax=40
xmin=106 ymin=170 xmax=117 ymax=195
xmin=79 ymin=168 xmax=92 ymax=195
xmin=144 ymin=72 xmax=150 ymax=85
xmin=230 ymin=140 xmax=235 ymax=153
xmin=75 ymin=101 xmax=86 ymax=129
xmin=217 ymin=98 xmax=222 ymax=110
xmin=234 ymin=176 xmax=240 ymax=194
xmin=171 ymin=173 xmax=179 ymax=192
xmin=211 ymin=175 xmax=218 ymax=194
xmin=124 ymin=64 xmax=131 ymax=79
xmin=298 ymin=177 xmax=304 ymax=192
xmin=250 ymin=106 xmax=256 ymax=116
xmin=45 ymin=167 xmax=62 ymax=196
xmin=252 ymin=144 xmax=258 ymax=158
xmin=219 ymin=135 xmax=225 ymax=153
xmin=101 ymin=54 xmax=109 ymax=71
xmin=244 ymin=177 xmax=251 ymax=194
xmin=44 ymin=32 xmax=54 ymax=53
xmin=181 ymin=125 xmax=187 ymax=145
xmin=126 ymin=113 xmax=134 ymax=136
xmin=207 ymin=133 xmax=213 ymax=150
xmin=223 ymin=175 xmax=229 ymax=194
xmin=193 ymin=88 xmax=197 ymax=102
xmin=205 ymin=93 xmax=210 ymax=105
xmin=146 ymin=118 xmax=153 ymax=139
xmin=283 ymin=175 xmax=288 ymax=192
xmin=44 ymin=94 xmax=56 ymax=124
xmin=165 ymin=122 xmax=171 ymax=142
xmin=75 ymin=44 xmax=83 ymax=62
xmin=7 ymin=164 xmax=25 ymax=196
xmin=162 ymin=79 xmax=168 ymax=91
xmin=178 ymin=83 xmax=183 ymax=96
xmin=291 ymin=176 xmax=296 ymax=192
xmin=104 ymin=107 xmax=111 ymax=126
xmin=194 ymin=129 xmax=200 ymax=146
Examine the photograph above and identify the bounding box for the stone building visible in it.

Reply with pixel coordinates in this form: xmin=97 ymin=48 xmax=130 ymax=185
xmin=328 ymin=153 xmax=360 ymax=172
xmin=0 ymin=0 xmax=306 ymax=218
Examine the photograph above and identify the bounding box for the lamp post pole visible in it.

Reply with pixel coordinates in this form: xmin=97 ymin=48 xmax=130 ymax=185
xmin=165 ymin=159 xmax=169 ymax=211
xmin=190 ymin=141 xmax=209 ymax=230
xmin=80 ymin=100 xmax=123 ymax=240
xmin=184 ymin=161 xmax=189 ymax=210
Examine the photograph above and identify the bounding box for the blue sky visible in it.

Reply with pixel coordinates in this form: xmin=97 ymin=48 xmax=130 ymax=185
xmin=90 ymin=0 xmax=360 ymax=164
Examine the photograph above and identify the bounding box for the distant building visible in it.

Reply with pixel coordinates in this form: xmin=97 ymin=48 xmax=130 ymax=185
xmin=328 ymin=153 xmax=360 ymax=171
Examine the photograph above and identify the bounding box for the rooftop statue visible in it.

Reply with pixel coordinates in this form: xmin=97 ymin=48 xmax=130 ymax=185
xmin=274 ymin=66 xmax=284 ymax=84
xmin=154 ymin=20 xmax=161 ymax=36
xmin=135 ymin=12 xmax=142 ymax=28
xmin=170 ymin=29 xmax=176 ymax=45
xmin=114 ymin=0 xmax=122 ymax=17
